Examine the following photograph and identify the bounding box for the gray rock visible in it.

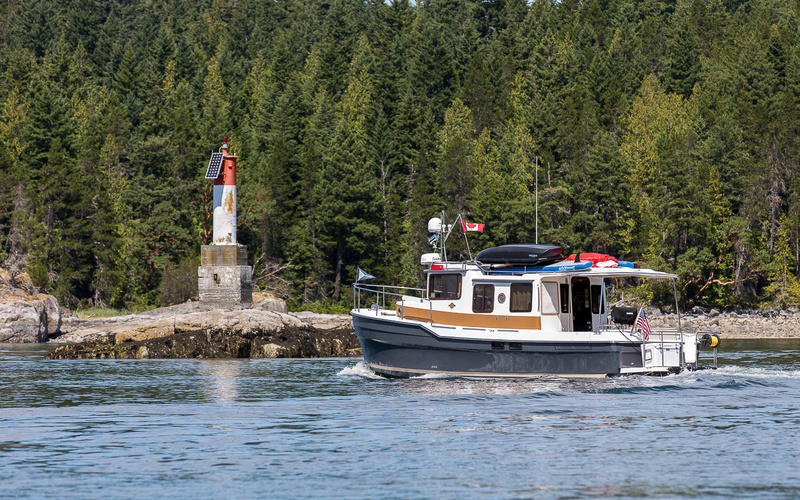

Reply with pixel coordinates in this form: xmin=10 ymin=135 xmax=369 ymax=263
xmin=257 ymin=298 xmax=289 ymax=314
xmin=0 ymin=271 xmax=64 ymax=342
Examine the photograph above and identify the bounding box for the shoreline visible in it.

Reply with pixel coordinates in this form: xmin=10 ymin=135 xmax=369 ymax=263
xmin=647 ymin=308 xmax=800 ymax=339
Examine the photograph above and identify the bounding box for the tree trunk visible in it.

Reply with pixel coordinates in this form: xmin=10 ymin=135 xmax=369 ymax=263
xmin=333 ymin=240 xmax=344 ymax=304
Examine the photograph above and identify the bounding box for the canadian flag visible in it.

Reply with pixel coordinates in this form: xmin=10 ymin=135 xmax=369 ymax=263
xmin=462 ymin=220 xmax=485 ymax=233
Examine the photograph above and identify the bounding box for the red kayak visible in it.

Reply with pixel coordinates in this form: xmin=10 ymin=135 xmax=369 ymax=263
xmin=566 ymin=252 xmax=619 ymax=268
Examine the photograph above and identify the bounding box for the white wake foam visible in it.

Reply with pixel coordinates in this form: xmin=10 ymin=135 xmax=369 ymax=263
xmin=336 ymin=361 xmax=385 ymax=379
xmin=709 ymin=365 xmax=800 ymax=379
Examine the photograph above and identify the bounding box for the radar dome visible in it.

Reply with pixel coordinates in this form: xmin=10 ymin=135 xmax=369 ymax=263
xmin=427 ymin=217 xmax=442 ymax=233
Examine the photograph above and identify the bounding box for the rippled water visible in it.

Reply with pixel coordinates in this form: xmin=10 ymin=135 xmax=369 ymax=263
xmin=1 ymin=340 xmax=799 ymax=499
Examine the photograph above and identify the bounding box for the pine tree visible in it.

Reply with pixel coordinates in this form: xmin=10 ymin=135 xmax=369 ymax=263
xmin=314 ymin=45 xmax=380 ymax=303
xmin=436 ymin=98 xmax=476 ymax=215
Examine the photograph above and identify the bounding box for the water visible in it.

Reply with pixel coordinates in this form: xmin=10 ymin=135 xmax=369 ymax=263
xmin=1 ymin=340 xmax=799 ymax=499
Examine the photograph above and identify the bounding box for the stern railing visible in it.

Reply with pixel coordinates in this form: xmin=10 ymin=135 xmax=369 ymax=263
xmin=596 ymin=324 xmax=696 ymax=369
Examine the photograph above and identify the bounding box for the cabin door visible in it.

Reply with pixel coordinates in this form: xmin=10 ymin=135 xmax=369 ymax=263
xmin=571 ymin=277 xmax=592 ymax=332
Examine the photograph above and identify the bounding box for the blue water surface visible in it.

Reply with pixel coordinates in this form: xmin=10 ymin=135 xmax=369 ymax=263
xmin=1 ymin=340 xmax=799 ymax=499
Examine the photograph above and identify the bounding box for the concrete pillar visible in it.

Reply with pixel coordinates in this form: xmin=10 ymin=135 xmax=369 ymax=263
xmin=198 ymin=244 xmax=252 ymax=308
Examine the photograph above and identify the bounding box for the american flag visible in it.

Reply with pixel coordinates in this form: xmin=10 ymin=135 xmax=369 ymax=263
xmin=635 ymin=308 xmax=651 ymax=341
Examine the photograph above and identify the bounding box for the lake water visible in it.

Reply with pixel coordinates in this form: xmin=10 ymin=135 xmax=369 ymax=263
xmin=1 ymin=340 xmax=799 ymax=499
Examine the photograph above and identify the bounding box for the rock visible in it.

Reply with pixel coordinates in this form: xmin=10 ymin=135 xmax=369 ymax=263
xmin=0 ymin=270 xmax=64 ymax=342
xmin=253 ymin=292 xmax=289 ymax=314
xmin=292 ymin=311 xmax=351 ymax=330
xmin=255 ymin=343 xmax=284 ymax=358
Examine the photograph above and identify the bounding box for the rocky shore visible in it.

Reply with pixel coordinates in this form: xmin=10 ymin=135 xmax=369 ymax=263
xmin=45 ymin=301 xmax=360 ymax=360
xmin=647 ymin=307 xmax=800 ymax=339
xmin=1 ymin=273 xmax=360 ymax=359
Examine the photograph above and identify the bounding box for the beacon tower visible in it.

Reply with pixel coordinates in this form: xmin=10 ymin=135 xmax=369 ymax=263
xmin=198 ymin=138 xmax=252 ymax=308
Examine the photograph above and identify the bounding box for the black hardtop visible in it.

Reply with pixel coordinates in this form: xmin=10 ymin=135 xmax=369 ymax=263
xmin=475 ymin=244 xmax=562 ymax=265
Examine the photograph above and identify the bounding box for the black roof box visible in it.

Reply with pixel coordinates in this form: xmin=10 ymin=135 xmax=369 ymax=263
xmin=475 ymin=244 xmax=562 ymax=265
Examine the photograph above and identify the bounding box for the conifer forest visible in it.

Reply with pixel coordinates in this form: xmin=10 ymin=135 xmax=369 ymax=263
xmin=1 ymin=0 xmax=800 ymax=311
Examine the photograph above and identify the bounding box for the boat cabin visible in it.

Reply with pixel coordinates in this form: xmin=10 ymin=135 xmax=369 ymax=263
xmin=417 ymin=264 xmax=608 ymax=334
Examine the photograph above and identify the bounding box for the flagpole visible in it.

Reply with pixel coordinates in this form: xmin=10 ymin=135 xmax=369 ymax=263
xmin=631 ymin=306 xmax=643 ymax=335
xmin=461 ymin=216 xmax=473 ymax=261
xmin=633 ymin=306 xmax=645 ymax=368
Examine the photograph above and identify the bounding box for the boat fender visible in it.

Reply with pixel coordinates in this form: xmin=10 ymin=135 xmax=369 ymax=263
xmin=698 ymin=333 xmax=720 ymax=348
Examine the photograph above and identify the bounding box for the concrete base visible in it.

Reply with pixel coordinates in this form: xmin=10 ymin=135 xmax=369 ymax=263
xmin=201 ymin=244 xmax=248 ymax=266
xmin=198 ymin=244 xmax=252 ymax=308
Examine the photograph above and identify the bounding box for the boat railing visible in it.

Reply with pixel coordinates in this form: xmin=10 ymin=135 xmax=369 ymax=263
xmin=596 ymin=324 xmax=696 ymax=369
xmin=353 ymin=282 xmax=426 ymax=317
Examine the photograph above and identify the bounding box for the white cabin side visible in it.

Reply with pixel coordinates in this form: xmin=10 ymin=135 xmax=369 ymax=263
xmin=398 ymin=264 xmax=612 ymax=336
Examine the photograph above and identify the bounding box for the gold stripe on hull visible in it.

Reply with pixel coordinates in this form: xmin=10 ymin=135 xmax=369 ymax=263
xmin=401 ymin=306 xmax=541 ymax=330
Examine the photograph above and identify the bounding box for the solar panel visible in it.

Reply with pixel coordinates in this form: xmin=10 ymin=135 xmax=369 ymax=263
xmin=205 ymin=152 xmax=224 ymax=179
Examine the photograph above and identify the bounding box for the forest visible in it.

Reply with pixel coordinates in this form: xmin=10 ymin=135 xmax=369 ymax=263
xmin=1 ymin=0 xmax=800 ymax=311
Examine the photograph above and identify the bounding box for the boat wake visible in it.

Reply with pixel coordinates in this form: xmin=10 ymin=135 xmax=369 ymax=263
xmin=336 ymin=361 xmax=386 ymax=379
xmin=693 ymin=365 xmax=800 ymax=380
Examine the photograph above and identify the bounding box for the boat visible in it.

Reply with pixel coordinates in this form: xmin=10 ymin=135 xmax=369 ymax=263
xmin=350 ymin=213 xmax=719 ymax=378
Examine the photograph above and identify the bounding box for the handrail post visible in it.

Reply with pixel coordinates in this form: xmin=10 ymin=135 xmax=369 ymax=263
xmin=641 ymin=338 xmax=646 ymax=368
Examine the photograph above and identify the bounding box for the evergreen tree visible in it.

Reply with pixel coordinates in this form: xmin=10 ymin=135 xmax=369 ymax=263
xmin=314 ymin=46 xmax=380 ymax=303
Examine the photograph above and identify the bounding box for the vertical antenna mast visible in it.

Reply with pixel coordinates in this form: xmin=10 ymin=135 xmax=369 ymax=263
xmin=440 ymin=209 xmax=447 ymax=261
xmin=535 ymin=156 xmax=539 ymax=245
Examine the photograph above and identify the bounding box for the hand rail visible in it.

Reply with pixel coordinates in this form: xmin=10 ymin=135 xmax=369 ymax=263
xmin=353 ymin=282 xmax=427 ymax=317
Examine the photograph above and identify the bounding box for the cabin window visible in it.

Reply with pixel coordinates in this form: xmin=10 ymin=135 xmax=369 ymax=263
xmin=591 ymin=285 xmax=603 ymax=314
xmin=472 ymin=284 xmax=494 ymax=313
xmin=428 ymin=274 xmax=461 ymax=300
xmin=510 ymin=283 xmax=532 ymax=312
xmin=560 ymin=284 xmax=570 ymax=313
xmin=541 ymin=282 xmax=558 ymax=315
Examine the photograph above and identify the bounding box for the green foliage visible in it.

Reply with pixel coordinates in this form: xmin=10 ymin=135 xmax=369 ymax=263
xmin=288 ymin=299 xmax=352 ymax=315
xmin=2 ymin=0 xmax=800 ymax=310
xmin=158 ymin=255 xmax=200 ymax=306
xmin=74 ymin=306 xmax=155 ymax=319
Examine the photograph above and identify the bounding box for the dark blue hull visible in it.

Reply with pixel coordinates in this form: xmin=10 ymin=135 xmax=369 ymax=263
xmin=351 ymin=313 xmax=644 ymax=378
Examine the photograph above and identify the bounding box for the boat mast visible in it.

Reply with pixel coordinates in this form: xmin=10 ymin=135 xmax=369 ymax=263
xmin=439 ymin=210 xmax=465 ymax=262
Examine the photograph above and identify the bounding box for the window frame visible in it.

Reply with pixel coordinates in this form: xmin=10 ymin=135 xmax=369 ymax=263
xmin=472 ymin=284 xmax=495 ymax=313
xmin=541 ymin=281 xmax=559 ymax=315
xmin=510 ymin=282 xmax=533 ymax=313
xmin=428 ymin=273 xmax=462 ymax=300
xmin=560 ymin=283 xmax=570 ymax=313
xmin=591 ymin=284 xmax=603 ymax=315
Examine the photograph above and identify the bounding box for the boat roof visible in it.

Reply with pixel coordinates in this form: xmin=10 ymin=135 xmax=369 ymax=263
xmin=428 ymin=262 xmax=677 ymax=280
xmin=571 ymin=267 xmax=677 ymax=279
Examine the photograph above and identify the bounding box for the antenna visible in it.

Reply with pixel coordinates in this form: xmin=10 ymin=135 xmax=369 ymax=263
xmin=440 ymin=209 xmax=448 ymax=260
xmin=535 ymin=156 xmax=539 ymax=244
